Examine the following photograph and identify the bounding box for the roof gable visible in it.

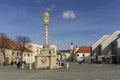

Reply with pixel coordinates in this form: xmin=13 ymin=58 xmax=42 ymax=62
xmin=77 ymin=46 xmax=91 ymax=53
xmin=0 ymin=37 xmax=32 ymax=53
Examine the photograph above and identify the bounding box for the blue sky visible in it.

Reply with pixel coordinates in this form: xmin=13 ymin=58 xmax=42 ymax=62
xmin=0 ymin=0 xmax=120 ymax=50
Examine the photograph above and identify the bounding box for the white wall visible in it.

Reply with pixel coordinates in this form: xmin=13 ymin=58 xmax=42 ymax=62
xmin=92 ymin=35 xmax=109 ymax=51
xmin=101 ymin=31 xmax=120 ymax=52
xmin=25 ymin=43 xmax=43 ymax=56
xmin=117 ymin=38 xmax=120 ymax=54
xmin=23 ymin=52 xmax=35 ymax=64
xmin=0 ymin=49 xmax=13 ymax=64
xmin=25 ymin=43 xmax=57 ymax=63
xmin=75 ymin=53 xmax=90 ymax=62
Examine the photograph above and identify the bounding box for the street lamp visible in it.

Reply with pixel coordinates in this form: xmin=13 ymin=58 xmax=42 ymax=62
xmin=43 ymin=12 xmax=50 ymax=48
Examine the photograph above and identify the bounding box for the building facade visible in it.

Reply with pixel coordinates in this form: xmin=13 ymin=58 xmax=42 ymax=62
xmin=75 ymin=46 xmax=91 ymax=63
xmin=0 ymin=36 xmax=33 ymax=65
xmin=92 ymin=30 xmax=120 ymax=64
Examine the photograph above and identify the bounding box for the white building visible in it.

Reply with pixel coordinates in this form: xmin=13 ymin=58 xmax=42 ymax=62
xmin=25 ymin=43 xmax=43 ymax=56
xmin=92 ymin=35 xmax=110 ymax=62
xmin=117 ymin=38 xmax=120 ymax=53
xmin=92 ymin=30 xmax=120 ymax=64
xmin=0 ymin=37 xmax=33 ymax=65
xmin=25 ymin=43 xmax=43 ymax=64
xmin=0 ymin=49 xmax=16 ymax=64
xmin=57 ymin=50 xmax=71 ymax=61
xmin=75 ymin=46 xmax=91 ymax=63
xmin=25 ymin=43 xmax=57 ymax=64
xmin=92 ymin=35 xmax=110 ymax=55
xmin=101 ymin=31 xmax=120 ymax=54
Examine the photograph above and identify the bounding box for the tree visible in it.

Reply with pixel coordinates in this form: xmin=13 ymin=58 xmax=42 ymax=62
xmin=16 ymin=36 xmax=31 ymax=62
xmin=0 ymin=33 xmax=8 ymax=65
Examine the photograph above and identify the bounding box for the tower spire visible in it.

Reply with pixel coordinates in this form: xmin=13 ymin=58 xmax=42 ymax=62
xmin=70 ymin=42 xmax=74 ymax=50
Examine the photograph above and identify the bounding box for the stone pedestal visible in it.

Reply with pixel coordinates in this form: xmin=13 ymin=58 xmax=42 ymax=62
xmin=35 ymin=47 xmax=57 ymax=69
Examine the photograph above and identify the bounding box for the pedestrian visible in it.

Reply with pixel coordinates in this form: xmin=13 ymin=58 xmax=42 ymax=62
xmin=11 ymin=61 xmax=13 ymax=67
xmin=14 ymin=61 xmax=16 ymax=65
xmin=16 ymin=62 xmax=19 ymax=69
xmin=3 ymin=62 xmax=6 ymax=66
xmin=17 ymin=61 xmax=20 ymax=69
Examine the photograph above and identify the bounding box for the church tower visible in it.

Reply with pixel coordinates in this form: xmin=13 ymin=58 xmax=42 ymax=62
xmin=70 ymin=42 xmax=74 ymax=50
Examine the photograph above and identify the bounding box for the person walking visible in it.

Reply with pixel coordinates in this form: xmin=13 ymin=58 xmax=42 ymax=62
xmin=17 ymin=61 xmax=21 ymax=69
xmin=11 ymin=61 xmax=13 ymax=68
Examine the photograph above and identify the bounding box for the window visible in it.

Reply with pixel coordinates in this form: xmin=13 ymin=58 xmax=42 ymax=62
xmin=37 ymin=47 xmax=39 ymax=52
xmin=24 ymin=54 xmax=26 ymax=56
xmin=28 ymin=54 xmax=30 ymax=57
xmin=17 ymin=52 xmax=19 ymax=56
xmin=12 ymin=52 xmax=14 ymax=55
xmin=82 ymin=54 xmax=85 ymax=57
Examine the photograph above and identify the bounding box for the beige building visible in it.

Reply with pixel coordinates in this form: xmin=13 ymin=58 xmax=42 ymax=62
xmin=0 ymin=36 xmax=33 ymax=65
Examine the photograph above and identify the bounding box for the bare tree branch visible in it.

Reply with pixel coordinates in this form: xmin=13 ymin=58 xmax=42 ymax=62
xmin=15 ymin=36 xmax=31 ymax=61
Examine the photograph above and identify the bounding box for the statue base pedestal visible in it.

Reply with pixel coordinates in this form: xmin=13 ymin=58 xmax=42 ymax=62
xmin=35 ymin=47 xmax=58 ymax=69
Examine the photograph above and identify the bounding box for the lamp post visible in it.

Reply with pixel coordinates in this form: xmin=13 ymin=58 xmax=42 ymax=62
xmin=43 ymin=12 xmax=50 ymax=48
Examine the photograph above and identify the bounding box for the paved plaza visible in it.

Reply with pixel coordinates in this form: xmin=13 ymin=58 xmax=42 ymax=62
xmin=0 ymin=63 xmax=120 ymax=80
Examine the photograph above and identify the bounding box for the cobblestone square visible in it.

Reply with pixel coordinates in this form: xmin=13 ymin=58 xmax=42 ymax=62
xmin=0 ymin=63 xmax=120 ymax=80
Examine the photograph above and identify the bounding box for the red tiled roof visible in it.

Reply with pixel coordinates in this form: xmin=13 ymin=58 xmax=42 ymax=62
xmin=77 ymin=46 xmax=91 ymax=53
xmin=0 ymin=37 xmax=17 ymax=49
xmin=0 ymin=36 xmax=32 ymax=53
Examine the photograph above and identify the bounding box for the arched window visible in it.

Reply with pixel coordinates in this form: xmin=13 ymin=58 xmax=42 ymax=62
xmin=17 ymin=52 xmax=19 ymax=56
xmin=82 ymin=54 xmax=85 ymax=57
xmin=28 ymin=54 xmax=30 ymax=57
xmin=77 ymin=54 xmax=79 ymax=57
xmin=12 ymin=52 xmax=14 ymax=55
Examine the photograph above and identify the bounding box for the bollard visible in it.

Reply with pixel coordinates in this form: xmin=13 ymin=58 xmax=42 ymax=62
xmin=50 ymin=65 xmax=53 ymax=70
xmin=22 ymin=63 xmax=24 ymax=69
xmin=29 ymin=63 xmax=32 ymax=70
xmin=66 ymin=62 xmax=69 ymax=69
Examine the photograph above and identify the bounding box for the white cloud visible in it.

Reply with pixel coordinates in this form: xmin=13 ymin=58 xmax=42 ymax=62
xmin=45 ymin=5 xmax=55 ymax=12
xmin=45 ymin=8 xmax=52 ymax=11
xmin=62 ymin=11 xmax=76 ymax=19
